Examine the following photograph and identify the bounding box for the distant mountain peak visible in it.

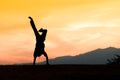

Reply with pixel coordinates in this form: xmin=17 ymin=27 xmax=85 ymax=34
xmin=97 ymin=47 xmax=117 ymax=50
xmin=88 ymin=47 xmax=119 ymax=54
xmin=86 ymin=47 xmax=118 ymax=54
xmin=41 ymin=46 xmax=120 ymax=64
xmin=103 ymin=47 xmax=119 ymax=50
xmin=106 ymin=47 xmax=117 ymax=49
xmin=94 ymin=47 xmax=118 ymax=51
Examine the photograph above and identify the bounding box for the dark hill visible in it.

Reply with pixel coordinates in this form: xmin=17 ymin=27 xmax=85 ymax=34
xmin=41 ymin=47 xmax=120 ymax=64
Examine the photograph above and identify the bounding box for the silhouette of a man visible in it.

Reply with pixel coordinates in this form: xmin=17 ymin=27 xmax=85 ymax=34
xmin=28 ymin=16 xmax=49 ymax=65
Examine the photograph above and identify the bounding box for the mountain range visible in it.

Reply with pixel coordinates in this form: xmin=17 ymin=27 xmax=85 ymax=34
xmin=41 ymin=47 xmax=120 ymax=64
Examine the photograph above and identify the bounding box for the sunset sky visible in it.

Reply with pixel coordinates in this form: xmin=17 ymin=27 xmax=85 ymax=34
xmin=1 ymin=0 xmax=120 ymax=64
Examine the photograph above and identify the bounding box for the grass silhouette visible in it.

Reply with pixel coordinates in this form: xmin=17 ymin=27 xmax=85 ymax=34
xmin=0 ymin=65 xmax=120 ymax=80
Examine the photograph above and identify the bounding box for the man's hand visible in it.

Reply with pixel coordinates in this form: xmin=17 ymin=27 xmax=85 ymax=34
xmin=28 ymin=16 xmax=32 ymax=20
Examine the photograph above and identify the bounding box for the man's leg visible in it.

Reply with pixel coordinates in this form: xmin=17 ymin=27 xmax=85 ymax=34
xmin=43 ymin=51 xmax=49 ymax=65
xmin=33 ymin=56 xmax=37 ymax=65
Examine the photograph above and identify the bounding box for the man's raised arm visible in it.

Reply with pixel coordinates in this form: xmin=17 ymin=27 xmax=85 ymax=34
xmin=28 ymin=16 xmax=39 ymax=38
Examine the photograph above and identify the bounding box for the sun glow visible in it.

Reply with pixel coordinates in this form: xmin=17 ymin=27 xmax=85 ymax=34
xmin=0 ymin=0 xmax=120 ymax=64
xmin=67 ymin=23 xmax=99 ymax=30
xmin=67 ymin=22 xmax=120 ymax=31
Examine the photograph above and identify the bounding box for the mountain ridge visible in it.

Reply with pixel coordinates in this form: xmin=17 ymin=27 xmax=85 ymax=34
xmin=41 ymin=47 xmax=120 ymax=64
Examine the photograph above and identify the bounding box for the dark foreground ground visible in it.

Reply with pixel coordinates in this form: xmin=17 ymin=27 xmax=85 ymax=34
xmin=0 ymin=65 xmax=120 ymax=80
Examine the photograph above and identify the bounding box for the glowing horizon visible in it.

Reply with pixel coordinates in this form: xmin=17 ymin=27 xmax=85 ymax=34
xmin=1 ymin=0 xmax=120 ymax=64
